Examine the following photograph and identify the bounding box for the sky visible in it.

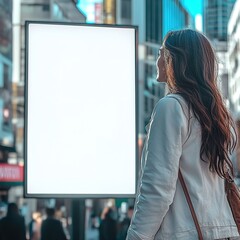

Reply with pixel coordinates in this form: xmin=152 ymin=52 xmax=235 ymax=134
xmin=181 ymin=0 xmax=203 ymax=16
xmin=180 ymin=0 xmax=203 ymax=31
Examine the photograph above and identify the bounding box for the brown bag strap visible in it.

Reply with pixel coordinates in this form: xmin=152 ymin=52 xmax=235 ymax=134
xmin=179 ymin=169 xmax=203 ymax=240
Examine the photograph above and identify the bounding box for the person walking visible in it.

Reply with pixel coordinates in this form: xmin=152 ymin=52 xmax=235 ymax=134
xmin=28 ymin=212 xmax=41 ymax=240
xmin=41 ymin=208 xmax=67 ymax=240
xmin=99 ymin=207 xmax=117 ymax=240
xmin=117 ymin=206 xmax=133 ymax=240
xmin=126 ymin=29 xmax=240 ymax=239
xmin=0 ymin=202 xmax=26 ymax=240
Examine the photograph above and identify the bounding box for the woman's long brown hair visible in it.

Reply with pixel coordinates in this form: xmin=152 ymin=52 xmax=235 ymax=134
xmin=163 ymin=29 xmax=237 ymax=178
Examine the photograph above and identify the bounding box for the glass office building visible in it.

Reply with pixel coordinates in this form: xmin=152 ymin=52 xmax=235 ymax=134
xmin=204 ymin=0 xmax=236 ymax=41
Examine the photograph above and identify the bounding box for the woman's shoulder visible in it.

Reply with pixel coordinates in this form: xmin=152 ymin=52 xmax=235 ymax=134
xmin=165 ymin=93 xmax=187 ymax=105
xmin=155 ymin=93 xmax=191 ymax=119
xmin=155 ymin=93 xmax=186 ymax=108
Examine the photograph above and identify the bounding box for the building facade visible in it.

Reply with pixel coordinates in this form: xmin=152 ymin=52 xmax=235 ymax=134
xmin=204 ymin=0 xmax=240 ymax=175
xmin=204 ymin=0 xmax=236 ymax=41
xmin=0 ymin=0 xmax=16 ymax=206
xmin=228 ymin=0 xmax=240 ymax=174
xmin=204 ymin=0 xmax=236 ymax=99
xmin=0 ymin=0 xmax=15 ymax=155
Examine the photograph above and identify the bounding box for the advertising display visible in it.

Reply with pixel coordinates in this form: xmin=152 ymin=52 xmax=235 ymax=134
xmin=25 ymin=21 xmax=138 ymax=198
xmin=0 ymin=164 xmax=23 ymax=186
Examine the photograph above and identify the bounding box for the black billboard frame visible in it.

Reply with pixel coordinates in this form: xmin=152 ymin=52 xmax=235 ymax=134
xmin=24 ymin=20 xmax=139 ymax=199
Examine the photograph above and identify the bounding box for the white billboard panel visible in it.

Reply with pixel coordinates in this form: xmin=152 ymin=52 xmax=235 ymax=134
xmin=25 ymin=22 xmax=138 ymax=197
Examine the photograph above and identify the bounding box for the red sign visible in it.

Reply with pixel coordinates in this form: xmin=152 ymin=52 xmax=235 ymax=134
xmin=0 ymin=164 xmax=23 ymax=182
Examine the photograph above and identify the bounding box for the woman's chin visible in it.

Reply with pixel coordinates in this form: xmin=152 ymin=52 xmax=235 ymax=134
xmin=156 ymin=74 xmax=167 ymax=83
xmin=156 ymin=77 xmax=163 ymax=83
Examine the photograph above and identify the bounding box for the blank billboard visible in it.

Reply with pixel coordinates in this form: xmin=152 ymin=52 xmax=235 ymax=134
xmin=25 ymin=21 xmax=138 ymax=198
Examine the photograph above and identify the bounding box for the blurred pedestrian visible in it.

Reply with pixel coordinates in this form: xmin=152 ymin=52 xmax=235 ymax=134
xmin=28 ymin=212 xmax=41 ymax=240
xmin=99 ymin=207 xmax=117 ymax=240
xmin=41 ymin=208 xmax=67 ymax=240
xmin=116 ymin=206 xmax=133 ymax=240
xmin=0 ymin=202 xmax=7 ymax=220
xmin=126 ymin=29 xmax=240 ymax=239
xmin=0 ymin=202 xmax=26 ymax=240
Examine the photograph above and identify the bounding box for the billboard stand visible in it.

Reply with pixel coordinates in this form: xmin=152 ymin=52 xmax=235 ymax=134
xmin=72 ymin=199 xmax=85 ymax=240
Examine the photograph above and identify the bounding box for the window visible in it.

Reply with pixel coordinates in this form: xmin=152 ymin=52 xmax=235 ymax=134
xmin=42 ymin=4 xmax=49 ymax=11
xmin=146 ymin=0 xmax=162 ymax=43
xmin=121 ymin=0 xmax=131 ymax=19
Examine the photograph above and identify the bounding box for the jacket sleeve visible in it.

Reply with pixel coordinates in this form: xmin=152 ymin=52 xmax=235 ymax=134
xmin=126 ymin=97 xmax=188 ymax=240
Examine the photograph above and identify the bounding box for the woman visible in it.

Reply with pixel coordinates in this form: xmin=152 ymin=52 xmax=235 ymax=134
xmin=126 ymin=29 xmax=240 ymax=239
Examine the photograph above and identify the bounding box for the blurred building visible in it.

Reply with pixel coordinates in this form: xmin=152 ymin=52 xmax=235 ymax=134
xmin=103 ymin=0 xmax=116 ymax=24
xmin=204 ymin=0 xmax=239 ymax=174
xmin=0 ymin=0 xmax=15 ymax=155
xmin=77 ymin=0 xmax=103 ymax=23
xmin=204 ymin=0 xmax=236 ymax=100
xmin=228 ymin=0 xmax=240 ymax=174
xmin=204 ymin=0 xmax=235 ymax=41
xmin=0 ymin=0 xmax=20 ymax=205
xmin=116 ymin=0 xmax=130 ymax=25
xmin=11 ymin=0 xmax=86 ymax=226
xmin=228 ymin=0 xmax=240 ymax=115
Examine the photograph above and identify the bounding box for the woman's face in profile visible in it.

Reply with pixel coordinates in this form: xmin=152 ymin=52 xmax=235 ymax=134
xmin=156 ymin=48 xmax=167 ymax=83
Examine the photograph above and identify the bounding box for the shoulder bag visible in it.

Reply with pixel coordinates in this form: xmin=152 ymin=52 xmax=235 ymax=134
xmin=179 ymin=169 xmax=240 ymax=240
xmin=225 ymin=171 xmax=240 ymax=233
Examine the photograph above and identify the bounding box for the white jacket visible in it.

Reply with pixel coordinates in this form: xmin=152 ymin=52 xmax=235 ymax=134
xmin=126 ymin=94 xmax=240 ymax=240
